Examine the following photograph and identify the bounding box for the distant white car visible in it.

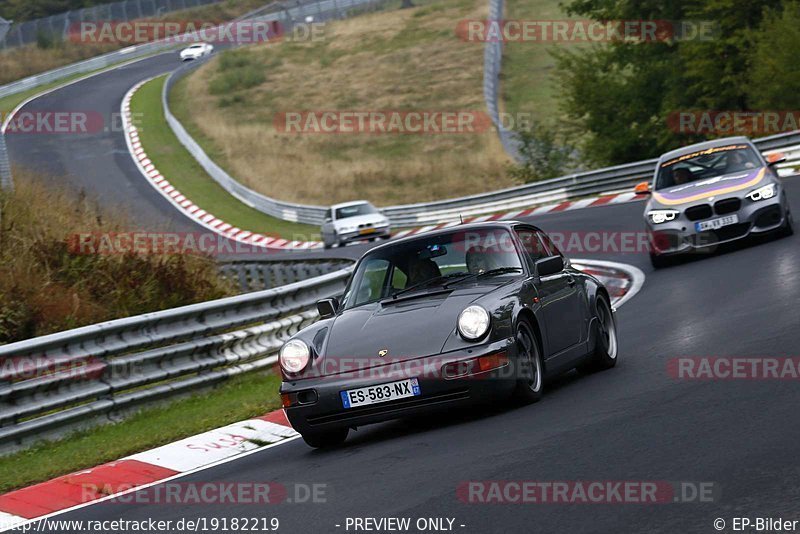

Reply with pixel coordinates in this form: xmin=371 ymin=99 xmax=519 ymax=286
xmin=179 ymin=42 xmax=214 ymax=61
xmin=321 ymin=201 xmax=391 ymax=249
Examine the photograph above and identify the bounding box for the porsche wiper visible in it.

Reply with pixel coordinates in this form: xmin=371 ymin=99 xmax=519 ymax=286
xmin=387 ymin=271 xmax=470 ymax=299
xmin=443 ymin=266 xmax=524 ymax=287
xmin=477 ymin=266 xmax=523 ymax=277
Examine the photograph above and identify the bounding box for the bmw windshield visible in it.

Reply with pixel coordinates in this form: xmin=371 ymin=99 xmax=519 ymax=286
xmin=340 ymin=228 xmax=524 ymax=310
xmin=655 ymin=144 xmax=762 ymax=190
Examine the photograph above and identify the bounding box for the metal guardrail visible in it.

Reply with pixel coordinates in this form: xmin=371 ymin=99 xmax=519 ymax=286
xmin=0 ymin=0 xmax=224 ymax=49
xmin=484 ymin=0 xmax=521 ymax=162
xmin=0 ymin=133 xmax=11 ymax=191
xmin=218 ymin=258 xmax=353 ymax=291
xmin=0 ymin=267 xmax=352 ymax=449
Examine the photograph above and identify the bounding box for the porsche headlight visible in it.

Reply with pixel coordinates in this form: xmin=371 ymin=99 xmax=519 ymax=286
xmin=747 ymin=184 xmax=776 ymax=202
xmin=457 ymin=306 xmax=490 ymax=340
xmin=280 ymin=339 xmax=310 ymax=373
xmin=648 ymin=210 xmax=679 ymax=224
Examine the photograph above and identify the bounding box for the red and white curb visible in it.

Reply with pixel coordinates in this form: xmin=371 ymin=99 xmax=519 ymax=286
xmin=0 ymin=410 xmax=297 ymax=532
xmin=123 ymin=76 xmax=642 ymax=251
xmin=122 ymin=79 xmax=321 ymax=251
xmin=391 ymin=192 xmax=643 ymax=240
xmin=572 ymin=259 xmax=645 ymax=309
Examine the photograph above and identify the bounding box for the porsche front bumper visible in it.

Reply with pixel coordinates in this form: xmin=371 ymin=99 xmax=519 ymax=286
xmin=280 ymin=338 xmax=518 ymax=436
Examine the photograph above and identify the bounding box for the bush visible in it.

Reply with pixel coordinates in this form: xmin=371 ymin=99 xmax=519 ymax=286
xmin=0 ymin=171 xmax=234 ymax=344
xmin=209 ymin=49 xmax=266 ymax=95
xmin=506 ymin=125 xmax=577 ymax=184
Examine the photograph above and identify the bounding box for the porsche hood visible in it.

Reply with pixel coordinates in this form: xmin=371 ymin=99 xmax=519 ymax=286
xmin=304 ymin=286 xmax=500 ymax=378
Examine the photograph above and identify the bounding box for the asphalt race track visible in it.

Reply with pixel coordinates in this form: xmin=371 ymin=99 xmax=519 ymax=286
xmin=9 ymin=51 xmax=800 ymax=534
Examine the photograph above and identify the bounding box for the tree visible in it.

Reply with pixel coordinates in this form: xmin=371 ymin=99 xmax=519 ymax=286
xmin=553 ymin=0 xmax=785 ymax=166
xmin=747 ymin=2 xmax=800 ymax=109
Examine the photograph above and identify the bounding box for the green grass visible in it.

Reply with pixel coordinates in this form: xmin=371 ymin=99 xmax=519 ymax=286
xmin=500 ymin=0 xmax=579 ymax=129
xmin=131 ymin=75 xmax=319 ymax=240
xmin=0 ymin=371 xmax=282 ymax=493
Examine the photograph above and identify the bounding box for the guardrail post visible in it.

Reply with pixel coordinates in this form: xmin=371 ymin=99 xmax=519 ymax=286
xmin=0 ymin=132 xmax=13 ymax=192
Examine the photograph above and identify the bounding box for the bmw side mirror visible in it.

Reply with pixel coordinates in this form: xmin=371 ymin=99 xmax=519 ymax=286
xmin=767 ymin=152 xmax=786 ymax=167
xmin=535 ymin=256 xmax=564 ymax=277
xmin=317 ymin=298 xmax=339 ymax=318
xmin=634 ymin=181 xmax=651 ymax=195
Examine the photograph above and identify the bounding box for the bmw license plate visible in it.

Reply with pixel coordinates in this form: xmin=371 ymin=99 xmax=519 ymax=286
xmin=359 ymin=228 xmax=376 ymax=235
xmin=695 ymin=214 xmax=738 ymax=232
xmin=341 ymin=378 xmax=421 ymax=409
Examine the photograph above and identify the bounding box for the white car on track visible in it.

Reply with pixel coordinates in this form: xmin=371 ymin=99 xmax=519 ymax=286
xmin=179 ymin=42 xmax=214 ymax=61
xmin=321 ymin=201 xmax=391 ymax=249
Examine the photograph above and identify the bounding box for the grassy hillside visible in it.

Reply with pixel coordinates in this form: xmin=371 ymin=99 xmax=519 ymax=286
xmin=501 ymin=0 xmax=583 ymax=129
xmin=0 ymin=170 xmax=234 ymax=344
xmin=173 ymin=0 xmax=514 ymax=206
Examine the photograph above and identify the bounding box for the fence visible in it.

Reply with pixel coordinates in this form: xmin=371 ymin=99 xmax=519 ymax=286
xmin=218 ymin=258 xmax=354 ymax=291
xmin=0 ymin=0 xmax=223 ymax=50
xmin=0 ymin=267 xmax=352 ymax=450
xmin=483 ymin=0 xmax=521 ymax=162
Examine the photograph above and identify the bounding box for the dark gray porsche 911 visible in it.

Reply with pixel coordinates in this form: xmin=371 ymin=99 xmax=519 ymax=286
xmin=278 ymin=222 xmax=619 ymax=448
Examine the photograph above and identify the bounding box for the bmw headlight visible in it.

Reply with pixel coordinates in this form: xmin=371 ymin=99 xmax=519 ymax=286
xmin=280 ymin=339 xmax=311 ymax=374
xmin=648 ymin=210 xmax=679 ymax=224
xmin=747 ymin=183 xmax=776 ymax=202
xmin=457 ymin=306 xmax=491 ymax=340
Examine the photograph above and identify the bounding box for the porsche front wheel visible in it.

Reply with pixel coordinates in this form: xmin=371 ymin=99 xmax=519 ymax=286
xmin=513 ymin=320 xmax=543 ymax=404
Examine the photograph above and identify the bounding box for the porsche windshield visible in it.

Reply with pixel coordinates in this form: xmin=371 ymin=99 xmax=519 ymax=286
xmin=341 ymin=228 xmax=524 ymax=309
xmin=655 ymin=144 xmax=762 ymax=190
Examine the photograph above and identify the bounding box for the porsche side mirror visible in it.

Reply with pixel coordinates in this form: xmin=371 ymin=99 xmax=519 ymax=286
xmin=767 ymin=152 xmax=786 ymax=166
xmin=634 ymin=181 xmax=651 ymax=195
xmin=316 ymin=298 xmax=339 ymax=318
xmin=535 ymin=256 xmax=564 ymax=277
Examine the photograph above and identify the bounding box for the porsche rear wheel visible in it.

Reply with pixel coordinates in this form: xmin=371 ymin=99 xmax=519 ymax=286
xmin=301 ymin=428 xmax=349 ymax=449
xmin=513 ymin=320 xmax=543 ymax=404
xmin=579 ymin=296 xmax=618 ymax=373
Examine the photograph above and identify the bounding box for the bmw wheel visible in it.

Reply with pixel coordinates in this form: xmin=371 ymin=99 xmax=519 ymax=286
xmin=513 ymin=320 xmax=543 ymax=404
xmin=779 ymin=210 xmax=794 ymax=238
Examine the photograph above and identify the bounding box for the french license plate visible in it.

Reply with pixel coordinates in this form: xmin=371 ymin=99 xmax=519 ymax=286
xmin=359 ymin=228 xmax=376 ymax=235
xmin=695 ymin=214 xmax=738 ymax=232
xmin=341 ymin=378 xmax=421 ymax=409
